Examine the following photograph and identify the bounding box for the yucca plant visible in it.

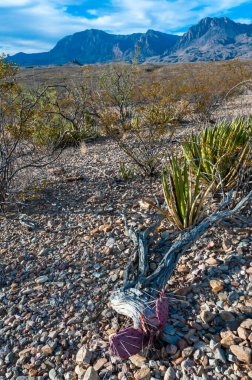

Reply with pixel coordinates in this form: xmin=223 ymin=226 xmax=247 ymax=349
xmin=182 ymin=118 xmax=251 ymax=190
xmin=152 ymin=156 xmax=214 ymax=230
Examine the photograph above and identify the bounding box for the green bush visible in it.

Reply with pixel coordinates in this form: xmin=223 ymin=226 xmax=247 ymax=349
xmin=182 ymin=118 xmax=251 ymax=190
xmin=157 ymin=156 xmax=213 ymax=229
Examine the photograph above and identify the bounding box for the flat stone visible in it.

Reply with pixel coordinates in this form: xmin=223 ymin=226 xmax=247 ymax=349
xmin=49 ymin=369 xmax=59 ymax=380
xmin=230 ymin=345 xmax=252 ymax=364
xmin=214 ymin=347 xmax=227 ymax=364
xmin=240 ymin=319 xmax=252 ymax=330
xmin=76 ymin=346 xmax=92 ymax=364
xmin=35 ymin=275 xmax=49 ymax=284
xmin=75 ymin=365 xmax=85 ymax=377
xmin=166 ymin=344 xmax=177 ymax=355
xmin=41 ymin=345 xmax=53 ymax=355
xmin=93 ymin=358 xmax=107 ymax=371
xmin=218 ymin=292 xmax=228 ymax=301
xmin=106 ymin=238 xmax=115 ymax=248
xmin=220 ymin=331 xmax=241 ymax=348
xmin=206 ymin=258 xmax=219 ymax=265
xmin=181 ymin=358 xmax=194 ymax=372
xmin=200 ymin=310 xmax=215 ymax=324
xmin=209 ymin=280 xmax=224 ymax=293
xmin=237 ymin=327 xmax=249 ymax=340
xmin=219 ymin=311 xmax=235 ymax=322
xmin=164 ymin=367 xmax=176 ymax=380
xmin=83 ymin=367 xmax=100 ymax=380
xmin=134 ymin=368 xmax=151 ymax=380
xmin=18 ymin=347 xmax=36 ymax=357
xmin=182 ymin=347 xmax=194 ymax=358
xmin=130 ymin=354 xmax=146 ymax=368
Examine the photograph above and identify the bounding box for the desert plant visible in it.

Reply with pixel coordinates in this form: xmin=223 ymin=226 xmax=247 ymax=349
xmin=182 ymin=118 xmax=251 ymax=190
xmin=98 ymin=65 xmax=178 ymax=176
xmin=0 ymin=58 xmax=63 ymax=207
xmin=119 ymin=162 xmax=135 ymax=181
xmin=116 ymin=105 xmax=177 ymax=176
xmin=152 ymin=156 xmax=213 ymax=229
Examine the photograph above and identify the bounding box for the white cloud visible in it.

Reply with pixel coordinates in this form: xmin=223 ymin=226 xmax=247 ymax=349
xmin=0 ymin=0 xmax=251 ymax=54
xmin=87 ymin=9 xmax=98 ymax=16
xmin=235 ymin=18 xmax=252 ymax=24
xmin=0 ymin=0 xmax=32 ymax=7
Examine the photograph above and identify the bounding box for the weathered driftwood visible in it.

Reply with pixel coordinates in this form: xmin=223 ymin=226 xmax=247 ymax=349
xmin=110 ymin=190 xmax=252 ymax=341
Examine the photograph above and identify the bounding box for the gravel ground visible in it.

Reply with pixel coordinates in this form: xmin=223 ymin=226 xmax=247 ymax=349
xmin=0 ymin=138 xmax=251 ymax=380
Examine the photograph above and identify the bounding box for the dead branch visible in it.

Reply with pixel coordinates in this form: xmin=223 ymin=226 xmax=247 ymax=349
xmin=110 ymin=190 xmax=252 ymax=334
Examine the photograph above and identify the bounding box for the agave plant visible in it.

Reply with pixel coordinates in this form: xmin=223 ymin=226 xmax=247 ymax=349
xmin=157 ymin=156 xmax=213 ymax=230
xmin=182 ymin=118 xmax=251 ymax=190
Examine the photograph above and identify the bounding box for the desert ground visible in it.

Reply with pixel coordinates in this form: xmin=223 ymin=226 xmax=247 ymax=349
xmin=0 ymin=62 xmax=252 ymax=380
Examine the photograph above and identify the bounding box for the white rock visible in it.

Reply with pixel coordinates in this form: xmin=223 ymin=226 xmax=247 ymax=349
xmin=76 ymin=346 xmax=92 ymax=364
xmin=35 ymin=275 xmax=49 ymax=284
xmin=83 ymin=367 xmax=100 ymax=380
xmin=164 ymin=367 xmax=176 ymax=380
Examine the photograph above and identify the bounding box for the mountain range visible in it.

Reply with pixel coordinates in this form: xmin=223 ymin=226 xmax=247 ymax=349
xmin=6 ymin=17 xmax=252 ymax=66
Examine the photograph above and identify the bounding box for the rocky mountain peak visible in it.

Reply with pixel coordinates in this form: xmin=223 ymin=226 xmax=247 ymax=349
xmin=6 ymin=17 xmax=252 ymax=66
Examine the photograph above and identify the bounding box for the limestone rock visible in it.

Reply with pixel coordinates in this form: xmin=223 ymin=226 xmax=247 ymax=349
xmin=83 ymin=367 xmax=100 ymax=380
xmin=200 ymin=310 xmax=215 ymax=324
xmin=41 ymin=345 xmax=53 ymax=355
xmin=240 ymin=319 xmax=252 ymax=330
xmin=230 ymin=345 xmax=252 ymax=364
xmin=130 ymin=354 xmax=146 ymax=368
xmin=209 ymin=280 xmax=224 ymax=293
xmin=164 ymin=367 xmax=176 ymax=380
xmin=237 ymin=326 xmax=249 ymax=340
xmin=76 ymin=346 xmax=92 ymax=364
xmin=206 ymin=257 xmax=218 ymax=265
xmin=93 ymin=358 xmax=108 ymax=372
xmin=220 ymin=331 xmax=241 ymax=348
xmin=134 ymin=367 xmax=151 ymax=380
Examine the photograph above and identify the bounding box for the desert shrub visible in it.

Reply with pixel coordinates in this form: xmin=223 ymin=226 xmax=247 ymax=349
xmin=99 ymin=65 xmax=178 ymax=176
xmin=7 ymin=83 xmax=100 ymax=148
xmin=156 ymin=60 xmax=251 ymax=122
xmin=151 ymin=156 xmax=213 ymax=230
xmin=0 ymin=58 xmax=63 ymax=206
xmin=182 ymin=118 xmax=251 ymax=190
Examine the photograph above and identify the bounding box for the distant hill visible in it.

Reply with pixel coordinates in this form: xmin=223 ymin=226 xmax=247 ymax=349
xmin=6 ymin=17 xmax=252 ymax=66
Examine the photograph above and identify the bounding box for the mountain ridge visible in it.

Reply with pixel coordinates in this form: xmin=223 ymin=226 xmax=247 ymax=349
xmin=6 ymin=17 xmax=252 ymax=66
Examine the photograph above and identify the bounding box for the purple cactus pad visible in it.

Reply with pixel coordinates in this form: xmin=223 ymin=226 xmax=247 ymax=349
xmin=156 ymin=291 xmax=169 ymax=328
xmin=109 ymin=327 xmax=146 ymax=359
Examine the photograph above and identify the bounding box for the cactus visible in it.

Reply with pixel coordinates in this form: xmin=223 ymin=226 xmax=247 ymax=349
xmin=140 ymin=312 xmax=159 ymax=334
xmin=156 ymin=291 xmax=169 ymax=328
xmin=109 ymin=327 xmax=146 ymax=359
xmin=110 ymin=291 xmax=169 ymax=359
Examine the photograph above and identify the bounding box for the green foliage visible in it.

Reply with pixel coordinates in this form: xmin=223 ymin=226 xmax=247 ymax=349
xmin=182 ymin=118 xmax=251 ymax=190
xmin=158 ymin=157 xmax=213 ymax=230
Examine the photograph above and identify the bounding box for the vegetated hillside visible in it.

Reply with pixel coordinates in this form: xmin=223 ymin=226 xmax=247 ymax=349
xmin=6 ymin=17 xmax=252 ymax=66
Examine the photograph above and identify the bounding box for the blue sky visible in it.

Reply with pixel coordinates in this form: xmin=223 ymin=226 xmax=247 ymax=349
xmin=0 ymin=0 xmax=252 ymax=55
